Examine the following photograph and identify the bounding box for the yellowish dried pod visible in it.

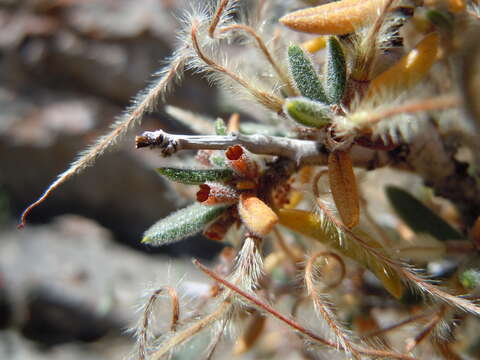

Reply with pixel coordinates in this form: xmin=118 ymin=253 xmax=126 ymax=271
xmin=367 ymin=32 xmax=439 ymax=98
xmin=280 ymin=0 xmax=388 ymax=35
xmin=328 ymin=151 xmax=360 ymax=229
xmin=277 ymin=209 xmax=404 ymax=298
xmin=238 ymin=194 xmax=279 ymax=237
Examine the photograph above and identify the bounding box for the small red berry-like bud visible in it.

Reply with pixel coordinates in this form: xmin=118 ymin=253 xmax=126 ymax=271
xmin=196 ymin=183 xmax=239 ymax=205
xmin=225 ymin=145 xmax=258 ymax=179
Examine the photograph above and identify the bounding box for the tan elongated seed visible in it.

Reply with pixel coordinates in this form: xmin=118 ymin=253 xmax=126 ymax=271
xmin=328 ymin=151 xmax=360 ymax=228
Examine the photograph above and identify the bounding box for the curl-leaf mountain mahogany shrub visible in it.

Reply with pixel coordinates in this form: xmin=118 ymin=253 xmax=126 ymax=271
xmin=19 ymin=0 xmax=480 ymax=359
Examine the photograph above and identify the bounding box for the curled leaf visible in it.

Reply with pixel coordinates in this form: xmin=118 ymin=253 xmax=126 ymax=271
xmin=325 ymin=36 xmax=347 ymax=104
xmin=328 ymin=151 xmax=360 ymax=229
xmin=287 ymin=44 xmax=328 ymax=103
xmin=385 ymin=186 xmax=463 ymax=241
xmin=142 ymin=203 xmax=228 ymax=245
xmin=157 ymin=167 xmax=233 ymax=185
xmin=239 ymin=194 xmax=278 ymax=237
xmin=280 ymin=0 xmax=388 ymax=35
xmin=278 ymin=208 xmax=404 ymax=298
xmin=284 ymin=97 xmax=332 ymax=128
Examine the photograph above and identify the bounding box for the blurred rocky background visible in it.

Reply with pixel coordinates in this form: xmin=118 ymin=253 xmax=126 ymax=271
xmin=0 ymin=0 xmax=223 ymax=358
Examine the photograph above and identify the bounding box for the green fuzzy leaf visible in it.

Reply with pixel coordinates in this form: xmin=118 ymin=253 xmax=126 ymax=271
xmin=460 ymin=269 xmax=480 ymax=290
xmin=157 ymin=167 xmax=234 ymax=185
xmin=215 ymin=118 xmax=227 ymax=135
xmin=385 ymin=186 xmax=463 ymax=241
xmin=325 ymin=36 xmax=346 ymax=104
xmin=284 ymin=97 xmax=332 ymax=128
xmin=287 ymin=44 xmax=328 ymax=103
xmin=142 ymin=203 xmax=227 ymax=245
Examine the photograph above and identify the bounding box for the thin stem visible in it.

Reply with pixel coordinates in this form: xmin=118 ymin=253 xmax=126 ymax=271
xmin=18 ymin=51 xmax=187 ymax=228
xmin=361 ymin=312 xmax=431 ymax=339
xmin=209 ymin=0 xmax=230 ymax=38
xmin=193 ymin=259 xmax=416 ymax=360
xmin=193 ymin=260 xmax=334 ymax=346
xmin=305 ymin=252 xmax=357 ymax=358
xmin=220 ymin=24 xmax=296 ymax=95
xmin=192 ymin=20 xmax=284 ymax=113
xmin=445 ymin=240 xmax=475 ymax=254
xmin=404 ymin=307 xmax=446 ymax=353
xmin=359 ymin=95 xmax=460 ymax=130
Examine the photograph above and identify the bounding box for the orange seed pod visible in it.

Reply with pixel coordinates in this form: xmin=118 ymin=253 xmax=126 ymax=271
xmin=328 ymin=151 xmax=360 ymax=229
xmin=238 ymin=194 xmax=278 ymax=237
xmin=280 ymin=0 xmax=388 ymax=35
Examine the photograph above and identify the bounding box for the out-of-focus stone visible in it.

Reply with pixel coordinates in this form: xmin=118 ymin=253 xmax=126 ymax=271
xmin=0 ymin=215 xmax=205 ymax=346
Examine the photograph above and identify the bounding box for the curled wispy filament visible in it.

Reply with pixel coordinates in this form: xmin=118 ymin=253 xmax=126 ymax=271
xmin=139 ymin=286 xmax=180 ymax=360
xmin=305 ymin=251 xmax=346 ymax=291
xmin=191 ymin=20 xmax=284 ymax=112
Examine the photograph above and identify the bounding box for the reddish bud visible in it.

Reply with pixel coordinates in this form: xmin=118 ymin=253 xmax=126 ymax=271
xmin=225 ymin=145 xmax=258 ymax=179
xmin=196 ymin=182 xmax=239 ymax=205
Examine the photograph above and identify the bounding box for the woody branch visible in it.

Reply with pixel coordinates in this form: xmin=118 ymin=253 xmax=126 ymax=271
xmin=136 ymin=126 xmax=480 ymax=225
xmin=135 ymin=129 xmax=391 ymax=169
